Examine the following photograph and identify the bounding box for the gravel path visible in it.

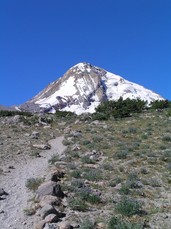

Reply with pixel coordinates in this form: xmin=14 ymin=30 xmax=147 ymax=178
xmin=0 ymin=136 xmax=66 ymax=229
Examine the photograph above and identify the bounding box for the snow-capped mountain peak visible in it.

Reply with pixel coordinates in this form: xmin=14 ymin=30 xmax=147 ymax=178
xmin=20 ymin=62 xmax=164 ymax=114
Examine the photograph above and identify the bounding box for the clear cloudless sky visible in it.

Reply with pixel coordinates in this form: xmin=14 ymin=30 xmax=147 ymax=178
xmin=0 ymin=0 xmax=171 ymax=106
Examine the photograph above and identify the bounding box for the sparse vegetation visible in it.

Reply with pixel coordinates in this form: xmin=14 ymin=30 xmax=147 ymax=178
xmin=48 ymin=154 xmax=60 ymax=164
xmin=108 ymin=216 xmax=143 ymax=229
xmin=25 ymin=177 xmax=43 ymax=191
xmin=23 ymin=207 xmax=36 ymax=216
xmin=116 ymin=197 xmax=142 ymax=217
xmin=1 ymin=101 xmax=171 ymax=228
xmin=79 ymin=219 xmax=94 ymax=229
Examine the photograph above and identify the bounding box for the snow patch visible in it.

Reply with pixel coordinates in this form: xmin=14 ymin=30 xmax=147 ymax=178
xmin=35 ymin=76 xmax=77 ymax=106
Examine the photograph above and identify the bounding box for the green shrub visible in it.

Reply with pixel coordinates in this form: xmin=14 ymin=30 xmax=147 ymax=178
xmin=83 ymin=168 xmax=102 ymax=181
xmin=166 ymin=109 xmax=171 ymax=117
xmin=116 ymin=151 xmax=128 ymax=159
xmin=82 ymin=140 xmax=91 ymax=145
xmin=119 ymin=183 xmax=130 ymax=195
xmin=168 ymin=163 xmax=171 ymax=172
xmin=62 ymin=139 xmax=72 ymax=145
xmin=116 ymin=197 xmax=142 ymax=217
xmin=55 ymin=110 xmax=76 ymax=118
xmin=81 ymin=155 xmax=95 ymax=164
xmin=80 ymin=219 xmax=94 ymax=229
xmin=95 ymin=97 xmax=147 ymax=120
xmin=70 ymin=170 xmax=81 ymax=178
xmin=140 ymin=167 xmax=148 ymax=174
xmin=23 ymin=207 xmax=36 ymax=216
xmin=68 ymin=197 xmax=88 ymax=211
xmin=25 ymin=177 xmax=43 ymax=191
xmin=108 ymin=216 xmax=143 ymax=229
xmin=71 ymin=179 xmax=85 ymax=188
xmin=0 ymin=110 xmax=32 ymax=117
xmin=109 ymin=176 xmax=122 ymax=187
xmin=70 ymin=151 xmax=80 ymax=158
xmin=103 ymin=163 xmax=114 ymax=171
xmin=128 ymin=127 xmax=137 ymax=134
xmin=78 ymin=187 xmax=101 ymax=204
xmin=92 ymin=135 xmax=103 ymax=142
xmin=127 ymin=172 xmax=139 ymax=188
xmin=92 ymin=112 xmax=109 ymax=120
xmin=48 ymin=154 xmax=59 ymax=164
xmin=147 ymin=178 xmax=161 ymax=187
xmin=162 ymin=135 xmax=171 ymax=142
xmin=150 ymin=100 xmax=171 ymax=110
xmin=161 ymin=150 xmax=171 ymax=162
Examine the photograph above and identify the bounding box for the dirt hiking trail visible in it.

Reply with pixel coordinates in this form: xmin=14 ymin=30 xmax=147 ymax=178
xmin=0 ymin=136 xmax=66 ymax=229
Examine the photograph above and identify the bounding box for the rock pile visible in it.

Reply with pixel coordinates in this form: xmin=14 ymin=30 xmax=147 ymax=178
xmin=33 ymin=169 xmax=71 ymax=229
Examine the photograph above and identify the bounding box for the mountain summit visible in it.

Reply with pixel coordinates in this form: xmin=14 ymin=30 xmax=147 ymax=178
xmin=20 ymin=62 xmax=164 ymax=114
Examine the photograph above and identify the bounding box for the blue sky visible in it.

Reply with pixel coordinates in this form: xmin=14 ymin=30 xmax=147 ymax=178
xmin=0 ymin=0 xmax=171 ymax=106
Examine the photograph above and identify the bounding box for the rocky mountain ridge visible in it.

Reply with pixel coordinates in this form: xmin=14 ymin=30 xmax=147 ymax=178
xmin=20 ymin=62 xmax=164 ymax=114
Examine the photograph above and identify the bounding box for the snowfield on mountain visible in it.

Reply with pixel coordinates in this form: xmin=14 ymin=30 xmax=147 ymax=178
xmin=20 ymin=63 xmax=164 ymax=114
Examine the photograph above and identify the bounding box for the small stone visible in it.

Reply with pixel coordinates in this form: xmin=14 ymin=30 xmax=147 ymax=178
xmin=17 ymin=150 xmax=22 ymax=155
xmin=31 ymin=131 xmax=40 ymax=139
xmin=32 ymin=144 xmax=51 ymax=150
xmin=34 ymin=220 xmax=46 ymax=229
xmin=71 ymin=130 xmax=82 ymax=137
xmin=58 ymin=221 xmax=71 ymax=229
xmin=39 ymin=195 xmax=60 ymax=207
xmin=43 ymin=125 xmax=51 ymax=129
xmin=39 ymin=204 xmax=59 ymax=219
xmin=44 ymin=213 xmax=59 ymax=223
xmin=96 ymin=222 xmax=105 ymax=229
xmin=71 ymin=144 xmax=81 ymax=151
xmin=25 ymin=133 xmax=30 ymax=137
xmin=0 ymin=168 xmax=3 ymax=173
xmin=8 ymin=165 xmax=15 ymax=169
xmin=0 ymin=188 xmax=8 ymax=196
xmin=44 ymin=223 xmax=59 ymax=229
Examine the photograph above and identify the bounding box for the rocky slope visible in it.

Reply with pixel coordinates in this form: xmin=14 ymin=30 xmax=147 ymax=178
xmin=0 ymin=110 xmax=171 ymax=229
xmin=20 ymin=63 xmax=164 ymax=114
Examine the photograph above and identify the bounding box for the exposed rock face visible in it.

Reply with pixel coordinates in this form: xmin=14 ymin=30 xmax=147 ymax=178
xmin=19 ymin=62 xmax=164 ymax=114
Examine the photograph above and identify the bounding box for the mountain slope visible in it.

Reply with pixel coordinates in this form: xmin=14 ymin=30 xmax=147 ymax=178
xmin=20 ymin=62 xmax=164 ymax=114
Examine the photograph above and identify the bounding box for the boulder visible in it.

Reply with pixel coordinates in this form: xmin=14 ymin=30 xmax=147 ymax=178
xmin=46 ymin=170 xmax=65 ymax=182
xmin=96 ymin=222 xmax=105 ymax=229
xmin=39 ymin=204 xmax=59 ymax=219
xmin=32 ymin=144 xmax=51 ymax=150
xmin=44 ymin=223 xmax=59 ymax=229
xmin=71 ymin=130 xmax=82 ymax=138
xmin=0 ymin=188 xmax=8 ymax=196
xmin=34 ymin=220 xmax=46 ymax=229
xmin=44 ymin=213 xmax=59 ymax=223
xmin=58 ymin=221 xmax=71 ymax=229
xmin=36 ymin=181 xmax=64 ymax=199
xmin=31 ymin=131 xmax=40 ymax=139
xmin=39 ymin=195 xmax=60 ymax=208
